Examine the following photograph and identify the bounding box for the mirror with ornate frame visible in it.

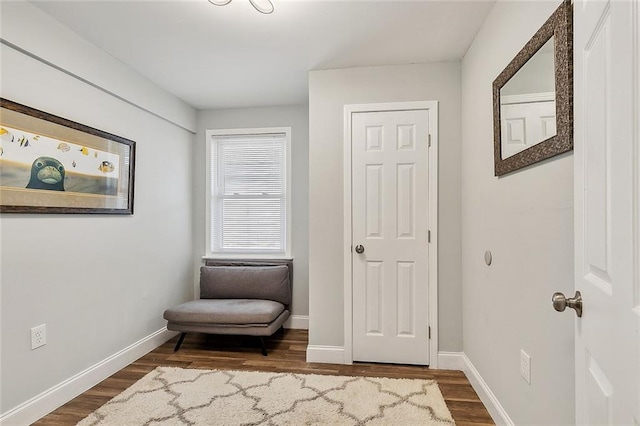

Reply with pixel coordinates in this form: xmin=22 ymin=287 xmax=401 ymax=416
xmin=493 ymin=0 xmax=573 ymax=176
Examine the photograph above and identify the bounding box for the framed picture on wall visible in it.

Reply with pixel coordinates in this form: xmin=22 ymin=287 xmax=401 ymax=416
xmin=0 ymin=98 xmax=135 ymax=214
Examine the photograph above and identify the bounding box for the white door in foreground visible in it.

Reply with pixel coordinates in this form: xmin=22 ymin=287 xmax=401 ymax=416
xmin=573 ymin=0 xmax=639 ymax=423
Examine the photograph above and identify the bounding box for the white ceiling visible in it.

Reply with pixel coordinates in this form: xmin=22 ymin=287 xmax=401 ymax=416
xmin=30 ymin=0 xmax=495 ymax=110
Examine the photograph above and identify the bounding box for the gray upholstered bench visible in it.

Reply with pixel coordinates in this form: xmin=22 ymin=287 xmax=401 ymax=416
xmin=163 ymin=262 xmax=291 ymax=355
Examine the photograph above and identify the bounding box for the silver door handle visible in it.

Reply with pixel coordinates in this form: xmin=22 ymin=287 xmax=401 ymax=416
xmin=355 ymin=245 xmax=365 ymax=254
xmin=552 ymin=290 xmax=582 ymax=317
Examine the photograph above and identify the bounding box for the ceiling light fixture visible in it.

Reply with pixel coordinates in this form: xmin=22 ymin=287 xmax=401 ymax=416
xmin=208 ymin=0 xmax=274 ymax=14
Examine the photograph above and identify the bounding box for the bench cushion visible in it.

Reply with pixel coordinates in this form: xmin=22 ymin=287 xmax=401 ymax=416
xmin=199 ymin=265 xmax=291 ymax=305
xmin=163 ymin=299 xmax=285 ymax=325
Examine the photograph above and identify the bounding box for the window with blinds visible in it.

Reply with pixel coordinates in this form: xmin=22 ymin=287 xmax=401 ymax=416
xmin=207 ymin=129 xmax=290 ymax=256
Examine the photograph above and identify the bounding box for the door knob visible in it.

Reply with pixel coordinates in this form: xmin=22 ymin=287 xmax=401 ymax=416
xmin=552 ymin=290 xmax=582 ymax=317
xmin=355 ymin=245 xmax=365 ymax=254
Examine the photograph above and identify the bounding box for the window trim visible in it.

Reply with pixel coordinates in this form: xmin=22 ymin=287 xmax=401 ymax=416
xmin=205 ymin=127 xmax=292 ymax=259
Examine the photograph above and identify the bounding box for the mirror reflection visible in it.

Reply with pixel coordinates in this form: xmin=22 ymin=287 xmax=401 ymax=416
xmin=499 ymin=37 xmax=556 ymax=159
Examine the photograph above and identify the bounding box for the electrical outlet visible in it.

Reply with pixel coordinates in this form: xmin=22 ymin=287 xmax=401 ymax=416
xmin=520 ymin=350 xmax=531 ymax=384
xmin=31 ymin=324 xmax=46 ymax=350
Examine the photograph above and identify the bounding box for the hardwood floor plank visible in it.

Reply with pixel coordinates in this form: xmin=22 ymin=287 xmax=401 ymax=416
xmin=438 ymin=383 xmax=488 ymax=402
xmin=447 ymin=401 xmax=496 ymax=424
xmin=34 ymin=330 xmax=494 ymax=425
xmin=456 ymin=422 xmax=496 ymax=426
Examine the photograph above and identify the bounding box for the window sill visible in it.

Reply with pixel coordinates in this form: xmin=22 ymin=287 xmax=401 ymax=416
xmin=202 ymin=255 xmax=293 ymax=261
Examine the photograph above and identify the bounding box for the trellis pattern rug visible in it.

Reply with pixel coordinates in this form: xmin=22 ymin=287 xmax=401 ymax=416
xmin=78 ymin=366 xmax=455 ymax=425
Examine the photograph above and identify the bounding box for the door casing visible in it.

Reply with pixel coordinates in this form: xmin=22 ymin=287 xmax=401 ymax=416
xmin=343 ymin=101 xmax=439 ymax=366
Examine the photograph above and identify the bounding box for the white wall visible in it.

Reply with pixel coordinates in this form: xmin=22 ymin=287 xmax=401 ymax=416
xmin=195 ymin=106 xmax=309 ymax=318
xmin=308 ymin=62 xmax=462 ymax=352
xmin=461 ymin=1 xmax=574 ymax=424
xmin=0 ymin=1 xmax=196 ymax=417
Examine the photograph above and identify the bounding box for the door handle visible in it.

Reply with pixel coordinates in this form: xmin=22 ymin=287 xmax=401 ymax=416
xmin=355 ymin=245 xmax=365 ymax=254
xmin=552 ymin=290 xmax=582 ymax=317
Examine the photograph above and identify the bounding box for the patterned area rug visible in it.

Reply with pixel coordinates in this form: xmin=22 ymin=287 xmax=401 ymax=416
xmin=78 ymin=366 xmax=455 ymax=425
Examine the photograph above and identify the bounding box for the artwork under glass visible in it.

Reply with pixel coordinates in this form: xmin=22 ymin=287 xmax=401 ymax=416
xmin=0 ymin=98 xmax=135 ymax=214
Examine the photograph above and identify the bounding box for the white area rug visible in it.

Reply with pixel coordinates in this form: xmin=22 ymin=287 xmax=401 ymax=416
xmin=78 ymin=366 xmax=455 ymax=425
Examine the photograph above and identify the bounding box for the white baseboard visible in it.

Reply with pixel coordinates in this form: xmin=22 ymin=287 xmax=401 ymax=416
xmin=460 ymin=352 xmax=514 ymax=425
xmin=283 ymin=314 xmax=309 ymax=330
xmin=440 ymin=352 xmax=514 ymax=426
xmin=306 ymin=345 xmax=347 ymax=364
xmin=0 ymin=327 xmax=176 ymax=426
xmin=437 ymin=351 xmax=467 ymax=371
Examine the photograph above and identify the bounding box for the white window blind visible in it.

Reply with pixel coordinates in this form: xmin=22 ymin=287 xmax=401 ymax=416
xmin=210 ymin=133 xmax=287 ymax=254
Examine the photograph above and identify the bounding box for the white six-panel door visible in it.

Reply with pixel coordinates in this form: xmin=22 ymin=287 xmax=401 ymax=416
xmin=351 ymin=109 xmax=431 ymax=365
xmin=574 ymin=0 xmax=639 ymax=424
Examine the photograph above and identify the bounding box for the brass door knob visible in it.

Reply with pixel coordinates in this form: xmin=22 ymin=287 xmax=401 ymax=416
xmin=552 ymin=290 xmax=582 ymax=317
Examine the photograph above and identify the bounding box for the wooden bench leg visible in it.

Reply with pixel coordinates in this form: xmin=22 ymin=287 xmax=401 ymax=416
xmin=259 ymin=337 xmax=268 ymax=356
xmin=174 ymin=332 xmax=187 ymax=352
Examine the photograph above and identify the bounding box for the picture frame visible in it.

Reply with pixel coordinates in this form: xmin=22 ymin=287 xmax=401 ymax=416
xmin=0 ymin=98 xmax=135 ymax=214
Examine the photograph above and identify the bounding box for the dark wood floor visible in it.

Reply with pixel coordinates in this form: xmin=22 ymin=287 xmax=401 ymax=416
xmin=35 ymin=329 xmax=494 ymax=426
